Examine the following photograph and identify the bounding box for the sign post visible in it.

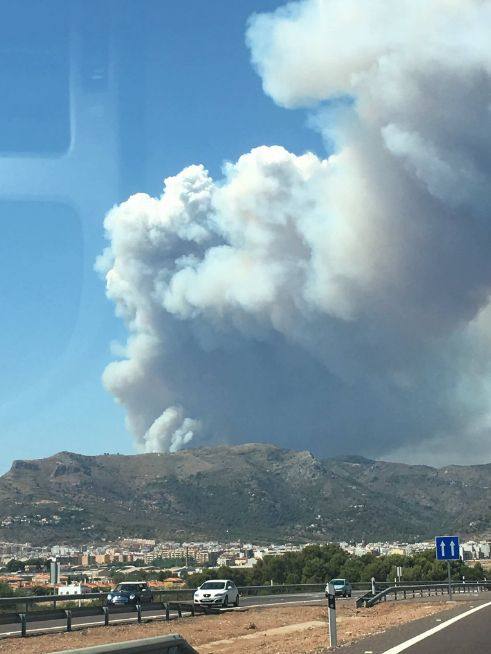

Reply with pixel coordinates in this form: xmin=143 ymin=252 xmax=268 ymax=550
xmin=447 ymin=561 xmax=452 ymax=600
xmin=327 ymin=582 xmax=337 ymax=647
xmin=435 ymin=536 xmax=460 ymax=600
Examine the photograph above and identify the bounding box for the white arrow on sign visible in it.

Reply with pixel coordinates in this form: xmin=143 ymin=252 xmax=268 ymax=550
xmin=440 ymin=541 xmax=446 ymax=557
xmin=450 ymin=541 xmax=456 ymax=557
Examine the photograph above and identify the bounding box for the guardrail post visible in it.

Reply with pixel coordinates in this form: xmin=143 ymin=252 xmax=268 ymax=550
xmin=19 ymin=613 xmax=27 ymax=637
xmin=136 ymin=603 xmax=142 ymax=623
xmin=65 ymin=609 xmax=72 ymax=632
xmin=177 ymin=603 xmax=182 ymax=618
xmin=165 ymin=604 xmax=170 ymax=621
xmin=191 ymin=603 xmax=195 ymax=617
xmin=103 ymin=606 xmax=109 ymax=626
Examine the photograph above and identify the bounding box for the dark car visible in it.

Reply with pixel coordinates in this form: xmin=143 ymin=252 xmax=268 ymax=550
xmin=106 ymin=582 xmax=154 ymax=605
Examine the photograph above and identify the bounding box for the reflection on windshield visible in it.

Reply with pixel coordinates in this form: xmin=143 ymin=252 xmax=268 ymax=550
xmin=201 ymin=582 xmax=226 ymax=590
xmin=117 ymin=584 xmax=140 ymax=592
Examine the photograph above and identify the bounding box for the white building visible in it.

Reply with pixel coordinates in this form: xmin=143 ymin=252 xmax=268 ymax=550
xmin=57 ymin=583 xmax=91 ymax=596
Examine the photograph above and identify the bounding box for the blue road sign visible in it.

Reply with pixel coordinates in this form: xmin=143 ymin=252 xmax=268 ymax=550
xmin=435 ymin=536 xmax=460 ymax=560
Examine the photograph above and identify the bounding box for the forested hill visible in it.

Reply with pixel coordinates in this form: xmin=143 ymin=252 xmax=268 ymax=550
xmin=0 ymin=443 xmax=489 ymax=544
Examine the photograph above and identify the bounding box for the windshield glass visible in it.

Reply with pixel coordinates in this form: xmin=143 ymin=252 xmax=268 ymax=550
xmin=116 ymin=584 xmax=140 ymax=592
xmin=2 ymin=0 xmax=485 ymax=619
xmin=201 ymin=582 xmax=226 ymax=590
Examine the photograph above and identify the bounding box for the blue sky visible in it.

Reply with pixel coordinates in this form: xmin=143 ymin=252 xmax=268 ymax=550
xmin=0 ymin=0 xmax=324 ymax=472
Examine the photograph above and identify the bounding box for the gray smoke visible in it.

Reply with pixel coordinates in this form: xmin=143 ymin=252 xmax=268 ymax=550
xmin=97 ymin=0 xmax=491 ymax=464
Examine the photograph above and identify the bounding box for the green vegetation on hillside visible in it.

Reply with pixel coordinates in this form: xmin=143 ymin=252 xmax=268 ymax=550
xmin=0 ymin=445 xmax=489 ymax=543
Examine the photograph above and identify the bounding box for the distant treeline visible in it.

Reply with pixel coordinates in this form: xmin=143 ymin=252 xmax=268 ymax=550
xmin=186 ymin=544 xmax=487 ymax=587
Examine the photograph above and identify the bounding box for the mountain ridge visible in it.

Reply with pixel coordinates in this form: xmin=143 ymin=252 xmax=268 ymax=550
xmin=1 ymin=443 xmax=489 ymax=544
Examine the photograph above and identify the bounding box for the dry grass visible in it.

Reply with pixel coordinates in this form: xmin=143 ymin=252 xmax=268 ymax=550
xmin=0 ymin=599 xmax=471 ymax=654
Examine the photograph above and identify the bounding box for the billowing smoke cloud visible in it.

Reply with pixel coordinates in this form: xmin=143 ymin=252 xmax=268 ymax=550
xmin=97 ymin=0 xmax=491 ymax=464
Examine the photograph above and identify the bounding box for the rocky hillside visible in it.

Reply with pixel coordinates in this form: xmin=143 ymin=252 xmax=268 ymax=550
xmin=0 ymin=444 xmax=489 ymax=544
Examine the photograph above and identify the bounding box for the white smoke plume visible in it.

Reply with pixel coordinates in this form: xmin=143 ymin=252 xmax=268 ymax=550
xmin=98 ymin=0 xmax=491 ymax=463
xmin=142 ymin=406 xmax=199 ymax=454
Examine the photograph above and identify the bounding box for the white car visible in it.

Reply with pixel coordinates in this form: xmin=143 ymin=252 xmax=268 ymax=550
xmin=194 ymin=579 xmax=239 ymax=607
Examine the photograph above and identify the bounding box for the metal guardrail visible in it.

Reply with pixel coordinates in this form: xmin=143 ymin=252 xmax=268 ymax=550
xmin=0 ymin=582 xmax=330 ymax=639
xmin=0 ymin=580 xmax=485 ymax=613
xmin=0 ymin=583 xmax=329 ymax=613
xmin=49 ymin=633 xmax=198 ymax=653
xmin=1 ymin=579 xmax=489 ymax=635
xmin=357 ymin=581 xmax=491 ymax=608
xmin=0 ymin=600 xmax=219 ymax=638
xmin=355 ymin=590 xmax=374 ymax=607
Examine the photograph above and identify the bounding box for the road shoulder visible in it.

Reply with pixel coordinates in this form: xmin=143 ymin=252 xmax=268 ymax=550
xmin=338 ymin=594 xmax=491 ymax=654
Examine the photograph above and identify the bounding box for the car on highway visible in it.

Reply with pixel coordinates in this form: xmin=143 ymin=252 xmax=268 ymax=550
xmin=194 ymin=579 xmax=240 ymax=607
xmin=106 ymin=581 xmax=154 ymax=605
xmin=325 ymin=578 xmax=352 ymax=597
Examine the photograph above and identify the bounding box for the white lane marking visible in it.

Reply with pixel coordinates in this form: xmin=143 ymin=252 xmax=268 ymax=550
xmin=381 ymin=601 xmax=491 ymax=654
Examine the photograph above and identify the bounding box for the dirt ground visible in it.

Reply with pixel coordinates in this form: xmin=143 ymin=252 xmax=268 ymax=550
xmin=0 ymin=600 xmax=472 ymax=654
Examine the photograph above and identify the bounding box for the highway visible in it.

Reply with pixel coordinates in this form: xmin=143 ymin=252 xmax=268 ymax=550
xmin=0 ymin=591 xmax=363 ymax=638
xmin=1 ymin=591 xmax=488 ymax=651
xmin=383 ymin=600 xmax=491 ymax=653
xmin=341 ymin=594 xmax=491 ymax=653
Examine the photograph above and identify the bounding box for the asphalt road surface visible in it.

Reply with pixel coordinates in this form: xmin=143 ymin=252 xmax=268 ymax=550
xmin=341 ymin=594 xmax=491 ymax=654
xmin=0 ymin=591 xmax=363 ymax=638
xmin=382 ymin=600 xmax=491 ymax=654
